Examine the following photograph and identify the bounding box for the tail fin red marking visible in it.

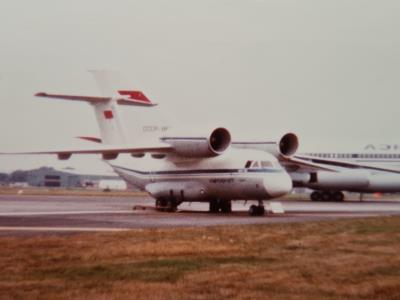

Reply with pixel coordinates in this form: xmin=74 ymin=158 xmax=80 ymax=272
xmin=103 ymin=110 xmax=114 ymax=119
xmin=118 ymin=90 xmax=151 ymax=103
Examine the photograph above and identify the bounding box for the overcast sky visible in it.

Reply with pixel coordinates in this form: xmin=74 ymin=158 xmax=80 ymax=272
xmin=0 ymin=0 xmax=399 ymax=172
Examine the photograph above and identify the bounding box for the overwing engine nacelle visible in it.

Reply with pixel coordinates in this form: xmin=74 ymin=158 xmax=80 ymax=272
xmin=276 ymin=133 xmax=299 ymax=157
xmin=233 ymin=132 xmax=299 ymax=158
xmin=162 ymin=127 xmax=231 ymax=158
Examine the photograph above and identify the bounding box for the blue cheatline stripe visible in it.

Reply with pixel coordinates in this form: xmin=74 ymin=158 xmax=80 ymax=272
xmin=110 ymin=165 xmax=283 ymax=176
xmin=247 ymin=169 xmax=283 ymax=173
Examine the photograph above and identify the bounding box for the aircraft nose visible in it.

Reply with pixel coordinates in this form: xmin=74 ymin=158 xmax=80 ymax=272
xmin=263 ymin=171 xmax=292 ymax=198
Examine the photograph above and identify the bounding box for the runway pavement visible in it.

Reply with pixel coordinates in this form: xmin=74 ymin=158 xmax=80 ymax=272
xmin=1 ymin=194 xmax=400 ymax=236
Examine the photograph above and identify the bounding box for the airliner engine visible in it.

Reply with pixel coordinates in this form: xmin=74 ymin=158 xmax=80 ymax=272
xmin=233 ymin=132 xmax=299 ymax=158
xmin=162 ymin=127 xmax=231 ymax=158
xmin=277 ymin=133 xmax=299 ymax=157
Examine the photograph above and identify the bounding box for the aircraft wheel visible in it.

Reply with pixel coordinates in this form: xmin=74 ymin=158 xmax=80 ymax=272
xmin=209 ymin=200 xmax=220 ymax=213
xmin=249 ymin=205 xmax=258 ymax=216
xmin=257 ymin=205 xmax=265 ymax=216
xmin=155 ymin=198 xmax=168 ymax=211
xmin=332 ymin=191 xmax=345 ymax=202
xmin=249 ymin=205 xmax=264 ymax=216
xmin=220 ymin=201 xmax=232 ymax=213
xmin=321 ymin=191 xmax=332 ymax=202
xmin=310 ymin=191 xmax=322 ymax=202
xmin=166 ymin=199 xmax=178 ymax=212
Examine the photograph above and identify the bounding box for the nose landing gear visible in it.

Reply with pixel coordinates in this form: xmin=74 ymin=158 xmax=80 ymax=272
xmin=249 ymin=201 xmax=265 ymax=216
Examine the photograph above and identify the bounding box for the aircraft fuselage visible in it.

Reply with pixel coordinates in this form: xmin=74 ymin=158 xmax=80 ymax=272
xmin=109 ymin=149 xmax=292 ymax=202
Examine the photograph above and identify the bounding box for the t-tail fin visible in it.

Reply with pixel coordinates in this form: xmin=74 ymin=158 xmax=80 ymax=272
xmin=35 ymin=71 xmax=156 ymax=145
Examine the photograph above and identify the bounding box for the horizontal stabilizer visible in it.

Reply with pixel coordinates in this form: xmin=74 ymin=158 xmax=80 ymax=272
xmin=35 ymin=92 xmax=157 ymax=107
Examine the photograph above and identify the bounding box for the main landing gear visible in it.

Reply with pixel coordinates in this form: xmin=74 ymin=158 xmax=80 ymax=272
xmin=310 ymin=191 xmax=345 ymax=202
xmin=249 ymin=201 xmax=265 ymax=216
xmin=209 ymin=199 xmax=232 ymax=213
xmin=156 ymin=197 xmax=265 ymax=217
xmin=209 ymin=200 xmax=265 ymax=216
xmin=155 ymin=198 xmax=181 ymax=212
xmin=209 ymin=199 xmax=266 ymax=216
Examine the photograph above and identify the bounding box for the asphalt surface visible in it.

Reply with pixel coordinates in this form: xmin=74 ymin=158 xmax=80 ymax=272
xmin=1 ymin=194 xmax=400 ymax=236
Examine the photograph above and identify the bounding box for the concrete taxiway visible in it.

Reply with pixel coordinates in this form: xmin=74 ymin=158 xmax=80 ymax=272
xmin=1 ymin=194 xmax=400 ymax=236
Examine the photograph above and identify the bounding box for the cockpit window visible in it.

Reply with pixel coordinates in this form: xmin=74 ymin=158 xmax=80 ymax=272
xmin=246 ymin=160 xmax=278 ymax=169
xmin=245 ymin=161 xmax=252 ymax=168
xmin=261 ymin=161 xmax=273 ymax=168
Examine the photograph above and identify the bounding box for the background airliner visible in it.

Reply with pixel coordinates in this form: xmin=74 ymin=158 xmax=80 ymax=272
xmin=293 ymin=145 xmax=400 ymax=201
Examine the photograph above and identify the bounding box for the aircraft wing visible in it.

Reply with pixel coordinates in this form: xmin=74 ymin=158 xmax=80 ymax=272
xmin=291 ymin=154 xmax=400 ymax=174
xmin=0 ymin=144 xmax=173 ymax=160
xmin=280 ymin=156 xmax=339 ymax=172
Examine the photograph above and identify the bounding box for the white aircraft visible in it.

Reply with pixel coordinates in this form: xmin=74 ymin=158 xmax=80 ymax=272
xmin=5 ymin=72 xmax=329 ymax=216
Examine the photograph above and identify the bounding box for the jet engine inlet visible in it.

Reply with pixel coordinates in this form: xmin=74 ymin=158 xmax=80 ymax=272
xmin=209 ymin=127 xmax=231 ymax=155
xmin=279 ymin=133 xmax=298 ymax=157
